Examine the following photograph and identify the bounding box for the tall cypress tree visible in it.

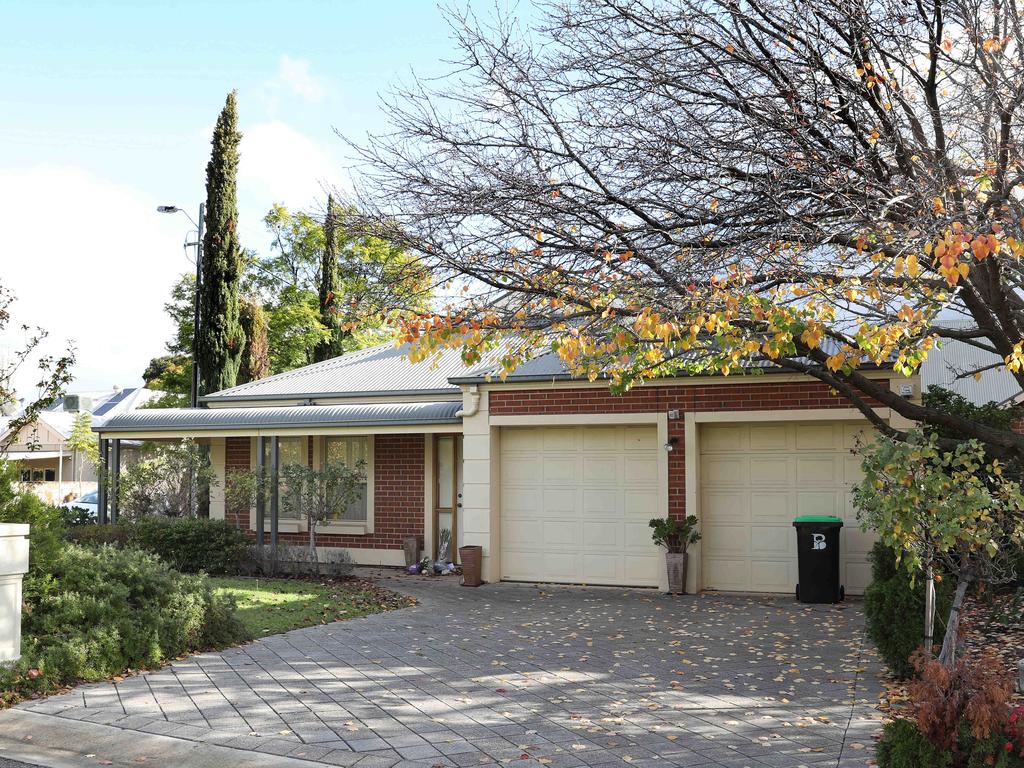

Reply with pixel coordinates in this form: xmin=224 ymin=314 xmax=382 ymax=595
xmin=314 ymin=195 xmax=346 ymax=362
xmin=238 ymin=297 xmax=270 ymax=384
xmin=198 ymin=91 xmax=244 ymax=395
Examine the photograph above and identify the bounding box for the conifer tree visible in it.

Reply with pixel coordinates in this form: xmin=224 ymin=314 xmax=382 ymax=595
xmin=314 ymin=195 xmax=346 ymax=362
xmin=197 ymin=90 xmax=244 ymax=395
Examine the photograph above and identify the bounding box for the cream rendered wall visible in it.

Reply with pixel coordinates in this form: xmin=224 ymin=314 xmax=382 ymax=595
xmin=460 ymin=387 xmax=501 ymax=582
xmin=209 ymin=438 xmax=226 ymax=521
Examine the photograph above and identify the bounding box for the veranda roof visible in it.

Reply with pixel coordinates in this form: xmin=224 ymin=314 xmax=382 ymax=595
xmin=97 ymin=401 xmax=463 ymax=437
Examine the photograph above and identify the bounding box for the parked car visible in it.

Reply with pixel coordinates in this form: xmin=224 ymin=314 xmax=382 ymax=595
xmin=62 ymin=490 xmax=98 ymax=519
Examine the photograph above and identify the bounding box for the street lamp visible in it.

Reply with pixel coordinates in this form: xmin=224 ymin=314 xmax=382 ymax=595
xmin=158 ymin=203 xmax=205 ymax=408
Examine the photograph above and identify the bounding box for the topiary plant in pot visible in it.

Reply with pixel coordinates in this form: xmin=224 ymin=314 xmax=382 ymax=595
xmin=650 ymin=515 xmax=701 ymax=594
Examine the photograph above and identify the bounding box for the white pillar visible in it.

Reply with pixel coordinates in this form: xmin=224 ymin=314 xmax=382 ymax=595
xmin=0 ymin=523 xmax=29 ymax=663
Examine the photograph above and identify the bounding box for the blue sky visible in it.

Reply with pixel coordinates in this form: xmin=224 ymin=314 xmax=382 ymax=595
xmin=2 ymin=1 xmax=516 ymax=396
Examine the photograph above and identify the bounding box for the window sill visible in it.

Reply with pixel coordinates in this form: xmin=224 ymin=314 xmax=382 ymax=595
xmin=318 ymin=521 xmax=371 ymax=536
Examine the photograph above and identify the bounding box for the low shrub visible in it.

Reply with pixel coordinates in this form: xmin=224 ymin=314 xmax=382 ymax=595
xmin=8 ymin=544 xmax=248 ymax=700
xmin=877 ymin=719 xmax=953 ymax=768
xmin=864 ymin=541 xmax=952 ymax=678
xmin=70 ymin=517 xmax=249 ymax=575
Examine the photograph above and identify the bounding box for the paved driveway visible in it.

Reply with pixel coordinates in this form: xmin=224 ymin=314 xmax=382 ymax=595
xmin=15 ymin=575 xmax=884 ymax=767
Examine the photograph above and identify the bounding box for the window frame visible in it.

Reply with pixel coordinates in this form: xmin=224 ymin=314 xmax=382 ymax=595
xmin=316 ymin=435 xmax=374 ymax=534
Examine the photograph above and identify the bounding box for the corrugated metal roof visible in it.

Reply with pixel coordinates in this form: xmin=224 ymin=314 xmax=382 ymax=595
xmin=921 ymin=321 xmax=1022 ymax=405
xmin=98 ymin=401 xmax=463 ymax=433
xmin=202 ymin=343 xmax=494 ymax=402
xmin=451 ymin=338 xmax=888 ymax=384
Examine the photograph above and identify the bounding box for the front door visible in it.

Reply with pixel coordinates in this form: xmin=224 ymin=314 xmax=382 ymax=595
xmin=434 ymin=434 xmax=462 ymax=562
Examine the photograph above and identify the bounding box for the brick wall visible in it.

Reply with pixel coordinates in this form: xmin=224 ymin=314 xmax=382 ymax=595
xmin=223 ymin=434 xmax=425 ymax=550
xmin=489 ymin=379 xmax=887 ymax=519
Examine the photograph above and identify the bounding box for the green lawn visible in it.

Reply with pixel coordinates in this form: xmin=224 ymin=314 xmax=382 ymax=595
xmin=209 ymin=576 xmax=411 ymax=637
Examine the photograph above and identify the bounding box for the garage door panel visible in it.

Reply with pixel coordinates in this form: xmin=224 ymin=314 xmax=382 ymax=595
xmin=503 ymin=486 xmax=541 ymax=515
xmin=500 ymin=425 xmax=662 ymax=587
xmin=543 ymin=520 xmax=580 ymax=546
xmin=703 ymin=456 xmax=746 ymax=484
xmin=504 ymin=456 xmax=542 ymax=483
xmin=624 ymin=555 xmax=661 ymax=585
xmin=796 ymin=456 xmax=841 ymax=485
xmin=704 ymin=558 xmax=752 ymax=591
xmin=701 ymin=422 xmax=877 ymax=595
xmin=751 ymin=560 xmax=794 ymax=593
xmin=702 ymin=524 xmax=750 ymax=556
xmin=623 ymin=488 xmax=659 ymax=517
xmin=624 ymin=455 xmax=658 ymax=482
xmin=583 ymin=456 xmax=620 ymax=483
xmin=750 ymin=493 xmax=791 ymax=523
xmin=750 ymin=457 xmax=792 ymax=485
xmin=582 ymin=426 xmax=621 ymax=450
xmin=623 ymin=521 xmax=654 ymax=548
xmin=796 ymin=490 xmax=840 ymax=517
xmin=583 ymin=520 xmax=621 ymax=547
xmin=795 ymin=423 xmax=838 ymax=450
xmin=750 ymin=526 xmax=792 ymax=558
xmin=542 ymin=428 xmax=578 ymax=451
xmin=542 ymin=487 xmax=577 ymax=515
xmin=749 ymin=424 xmax=789 ymax=450
xmin=543 ymin=458 xmax=578 ymax=483
xmin=583 ymin=487 xmax=619 ymax=516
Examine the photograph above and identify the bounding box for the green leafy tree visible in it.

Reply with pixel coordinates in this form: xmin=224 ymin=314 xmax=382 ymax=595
xmin=855 ymin=432 xmax=1024 ymax=668
xmin=118 ymin=441 xmax=217 ymax=519
xmin=238 ymin=297 xmax=270 ymax=384
xmin=197 ymin=90 xmax=244 ymax=396
xmin=279 ymin=460 xmax=365 ymax=565
xmin=0 ymin=286 xmax=75 ymax=452
xmin=66 ymin=411 xmax=98 ymax=493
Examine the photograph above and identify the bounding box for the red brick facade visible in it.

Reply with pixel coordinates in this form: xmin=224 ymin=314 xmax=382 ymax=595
xmin=489 ymin=380 xmax=886 ymax=519
xmin=224 ymin=434 xmax=425 ymax=550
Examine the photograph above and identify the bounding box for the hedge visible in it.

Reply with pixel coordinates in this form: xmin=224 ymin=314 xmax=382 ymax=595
xmin=71 ymin=517 xmax=249 ymax=574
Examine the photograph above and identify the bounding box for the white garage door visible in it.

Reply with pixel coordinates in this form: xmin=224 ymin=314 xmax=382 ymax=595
xmin=699 ymin=421 xmax=876 ymax=595
xmin=500 ymin=425 xmax=662 ymax=587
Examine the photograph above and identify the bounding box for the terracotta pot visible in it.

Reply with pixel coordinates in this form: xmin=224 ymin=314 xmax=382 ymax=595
xmin=459 ymin=545 xmax=484 ymax=587
xmin=666 ymin=552 xmax=688 ymax=594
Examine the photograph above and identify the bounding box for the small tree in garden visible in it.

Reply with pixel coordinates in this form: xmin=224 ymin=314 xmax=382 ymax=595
xmin=279 ymin=461 xmax=365 ymax=567
xmin=855 ymin=432 xmax=1024 ymax=668
xmin=118 ymin=441 xmax=216 ymax=519
xmin=66 ymin=411 xmax=98 ymax=493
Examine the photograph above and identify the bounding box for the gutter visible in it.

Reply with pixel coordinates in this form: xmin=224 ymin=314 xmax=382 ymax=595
xmin=455 ymin=385 xmax=480 ymax=418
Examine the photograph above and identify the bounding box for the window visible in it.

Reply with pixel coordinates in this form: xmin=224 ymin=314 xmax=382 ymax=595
xmin=263 ymin=437 xmax=308 ymax=519
xmin=44 ymin=469 xmax=56 ymax=482
xmin=323 ymin=436 xmax=369 ymax=522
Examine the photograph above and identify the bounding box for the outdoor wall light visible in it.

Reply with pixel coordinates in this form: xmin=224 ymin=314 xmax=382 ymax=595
xmin=664 ymin=437 xmax=679 ymax=452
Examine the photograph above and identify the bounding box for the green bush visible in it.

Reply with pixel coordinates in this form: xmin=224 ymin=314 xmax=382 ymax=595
xmin=70 ymin=517 xmax=249 ymax=575
xmin=12 ymin=544 xmax=248 ymax=698
xmin=864 ymin=542 xmax=953 ymax=678
xmin=877 ymin=719 xmax=953 ymax=768
xmin=877 ymin=719 xmax=1024 ymax=768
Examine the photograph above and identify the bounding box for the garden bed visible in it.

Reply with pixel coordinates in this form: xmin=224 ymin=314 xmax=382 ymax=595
xmin=210 ymin=576 xmax=414 ymax=636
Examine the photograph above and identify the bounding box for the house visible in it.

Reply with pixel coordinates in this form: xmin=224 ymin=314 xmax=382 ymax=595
xmin=95 ymin=343 xmax=919 ymax=594
xmin=2 ymin=387 xmax=159 ymax=504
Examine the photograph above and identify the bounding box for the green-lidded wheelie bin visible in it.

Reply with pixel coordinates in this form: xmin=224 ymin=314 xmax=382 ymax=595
xmin=792 ymin=515 xmax=844 ymax=603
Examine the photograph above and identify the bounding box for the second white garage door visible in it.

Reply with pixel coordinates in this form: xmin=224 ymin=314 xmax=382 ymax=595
xmin=500 ymin=425 xmax=662 ymax=586
xmin=699 ymin=421 xmax=876 ymax=595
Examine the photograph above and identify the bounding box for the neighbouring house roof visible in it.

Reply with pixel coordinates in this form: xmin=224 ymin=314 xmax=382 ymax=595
xmin=98 ymin=401 xmax=463 ymax=434
xmin=921 ymin=324 xmax=1022 ymax=406
xmin=201 ymin=343 xmax=502 ymax=403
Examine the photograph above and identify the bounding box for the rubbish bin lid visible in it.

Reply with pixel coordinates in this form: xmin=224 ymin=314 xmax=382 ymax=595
xmin=792 ymin=515 xmax=843 ymax=525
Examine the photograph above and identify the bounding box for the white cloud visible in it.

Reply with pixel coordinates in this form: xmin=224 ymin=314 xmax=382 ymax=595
xmin=0 ymin=166 xmax=186 ymax=397
xmin=267 ymin=55 xmax=326 ymax=104
xmin=238 ymin=121 xmax=343 ymax=215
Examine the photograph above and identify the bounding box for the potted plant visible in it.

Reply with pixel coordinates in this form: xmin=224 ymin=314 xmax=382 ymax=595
xmin=649 ymin=515 xmax=701 ymax=594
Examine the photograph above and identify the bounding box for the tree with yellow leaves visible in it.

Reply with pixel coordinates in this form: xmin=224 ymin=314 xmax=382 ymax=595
xmin=353 ymin=0 xmax=1024 ymax=459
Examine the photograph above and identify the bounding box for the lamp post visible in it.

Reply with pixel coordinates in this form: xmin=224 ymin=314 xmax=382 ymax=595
xmin=157 ymin=204 xmax=205 ymax=408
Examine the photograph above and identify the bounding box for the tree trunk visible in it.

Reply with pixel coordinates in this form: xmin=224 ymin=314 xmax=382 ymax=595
xmin=938 ymin=574 xmax=972 ymax=668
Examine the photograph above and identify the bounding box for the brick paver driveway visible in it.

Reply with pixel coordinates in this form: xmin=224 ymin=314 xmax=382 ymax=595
xmin=20 ymin=574 xmax=884 ymax=767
